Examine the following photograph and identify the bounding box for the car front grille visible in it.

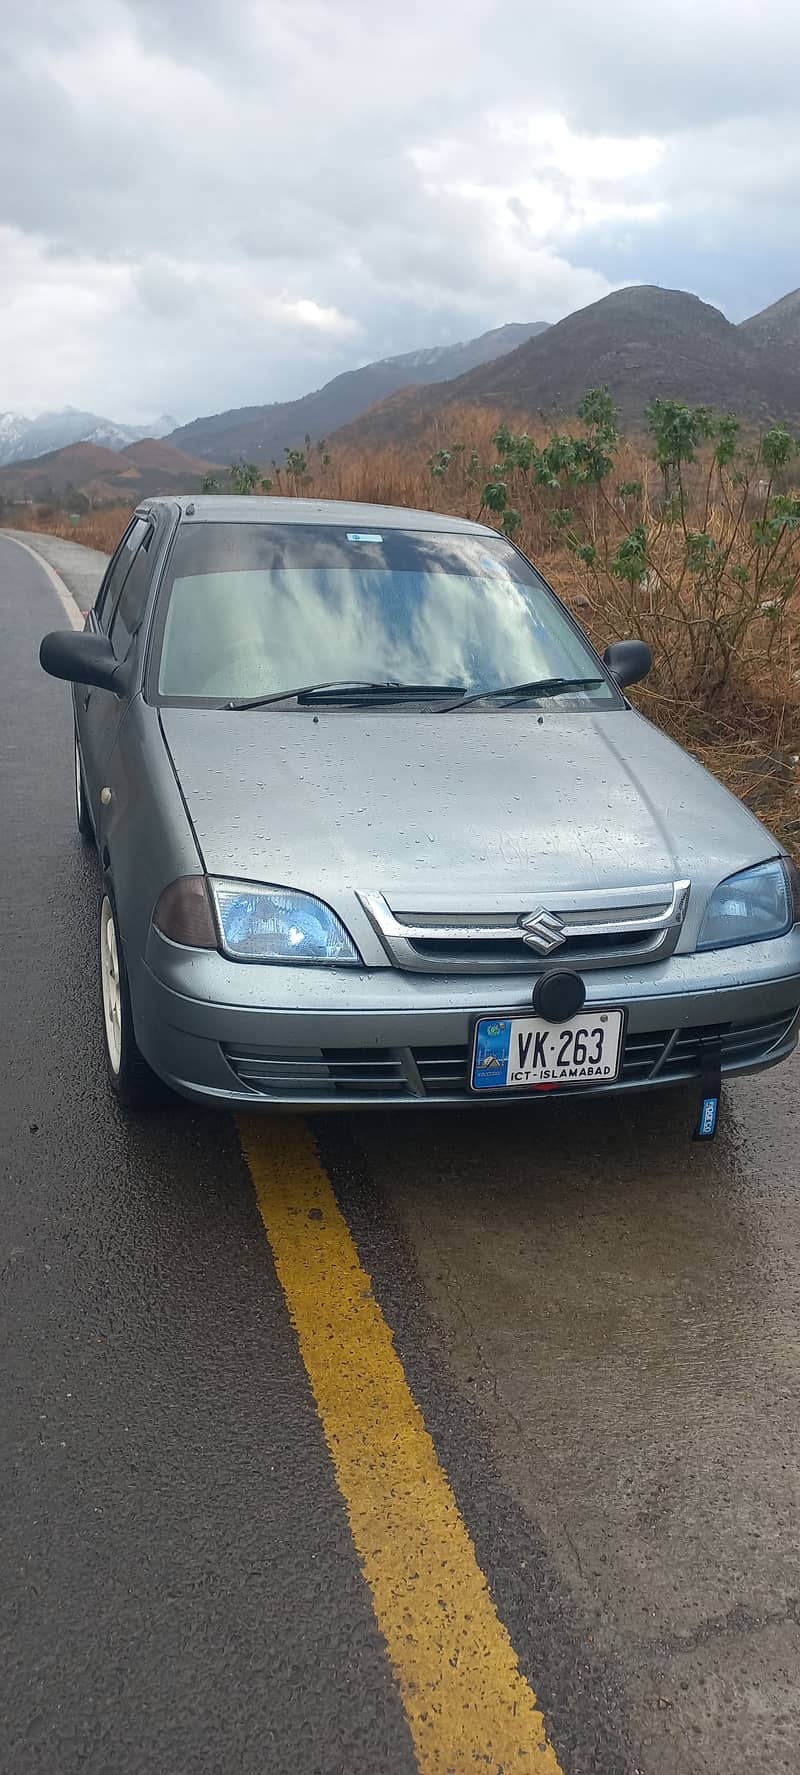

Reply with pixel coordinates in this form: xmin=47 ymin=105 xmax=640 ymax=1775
xmin=222 ymin=1010 xmax=798 ymax=1102
xmin=356 ymin=884 xmax=690 ymax=973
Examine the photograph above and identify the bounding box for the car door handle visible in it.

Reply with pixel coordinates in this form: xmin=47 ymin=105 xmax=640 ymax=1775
xmin=83 ymin=689 xmax=92 ymax=709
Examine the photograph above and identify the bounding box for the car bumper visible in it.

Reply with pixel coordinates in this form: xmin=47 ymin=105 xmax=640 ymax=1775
xmin=128 ymin=927 xmax=800 ymax=1109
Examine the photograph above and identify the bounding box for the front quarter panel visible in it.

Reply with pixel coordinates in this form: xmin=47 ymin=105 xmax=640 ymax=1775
xmin=100 ymin=697 xmax=202 ymax=988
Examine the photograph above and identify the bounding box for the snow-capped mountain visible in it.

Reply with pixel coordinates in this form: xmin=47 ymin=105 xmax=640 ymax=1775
xmin=0 ymin=408 xmax=178 ymax=466
xmin=0 ymin=412 xmax=31 ymax=460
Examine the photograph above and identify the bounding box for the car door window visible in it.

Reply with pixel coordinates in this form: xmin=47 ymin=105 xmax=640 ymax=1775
xmin=95 ymin=517 xmax=150 ymax=633
xmin=108 ymin=529 xmax=155 ymax=660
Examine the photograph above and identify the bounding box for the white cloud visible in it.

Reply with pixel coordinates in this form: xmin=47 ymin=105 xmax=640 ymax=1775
xmin=271 ymin=300 xmax=360 ymax=336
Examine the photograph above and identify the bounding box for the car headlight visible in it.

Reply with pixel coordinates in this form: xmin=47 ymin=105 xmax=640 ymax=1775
xmin=211 ymin=881 xmax=361 ymax=964
xmin=697 ymin=858 xmax=800 ymax=951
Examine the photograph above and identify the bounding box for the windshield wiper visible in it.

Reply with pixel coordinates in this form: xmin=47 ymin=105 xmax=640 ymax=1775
xmin=444 ymin=676 xmax=605 ymax=711
xmin=226 ymin=680 xmax=466 ymax=710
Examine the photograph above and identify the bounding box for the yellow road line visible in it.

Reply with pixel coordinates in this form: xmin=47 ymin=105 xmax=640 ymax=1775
xmin=238 ymin=1117 xmax=563 ymax=1775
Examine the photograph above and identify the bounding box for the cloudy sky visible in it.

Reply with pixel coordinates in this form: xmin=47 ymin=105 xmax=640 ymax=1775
xmin=2 ymin=0 xmax=797 ymax=424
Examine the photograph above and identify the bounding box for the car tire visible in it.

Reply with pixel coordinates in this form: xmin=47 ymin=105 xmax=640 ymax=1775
xmin=74 ymin=732 xmax=93 ymax=841
xmin=99 ymin=891 xmax=163 ymax=1109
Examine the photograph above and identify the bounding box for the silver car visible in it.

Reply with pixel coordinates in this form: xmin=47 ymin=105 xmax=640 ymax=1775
xmin=40 ymin=495 xmax=800 ymax=1116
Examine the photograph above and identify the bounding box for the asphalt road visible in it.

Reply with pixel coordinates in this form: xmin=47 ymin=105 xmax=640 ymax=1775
xmin=2 ymin=529 xmax=800 ymax=1775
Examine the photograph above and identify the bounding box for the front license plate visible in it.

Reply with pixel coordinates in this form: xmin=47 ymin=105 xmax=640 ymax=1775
xmin=471 ymin=1009 xmax=625 ymax=1092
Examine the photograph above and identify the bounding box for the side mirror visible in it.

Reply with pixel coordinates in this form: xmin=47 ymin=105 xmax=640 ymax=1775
xmin=603 ymin=639 xmax=652 ymax=690
xmin=39 ymin=630 xmax=120 ymax=693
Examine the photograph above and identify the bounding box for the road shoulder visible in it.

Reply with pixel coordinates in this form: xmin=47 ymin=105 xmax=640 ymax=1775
xmin=1 ymin=527 xmax=107 ymax=616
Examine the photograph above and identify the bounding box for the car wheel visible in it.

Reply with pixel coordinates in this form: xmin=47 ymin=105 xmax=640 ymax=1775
xmin=74 ymin=732 xmax=93 ymax=841
xmin=99 ymin=891 xmax=162 ymax=1108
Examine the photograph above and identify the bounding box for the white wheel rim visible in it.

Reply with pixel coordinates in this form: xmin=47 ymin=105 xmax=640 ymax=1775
xmin=75 ymin=737 xmax=83 ymax=823
xmin=100 ymin=897 xmax=123 ymax=1074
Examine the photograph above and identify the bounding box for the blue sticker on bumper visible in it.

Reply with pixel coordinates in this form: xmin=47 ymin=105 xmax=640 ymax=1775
xmin=693 ymin=1094 xmax=719 ymax=1140
xmin=473 ymin=1019 xmax=511 ymax=1089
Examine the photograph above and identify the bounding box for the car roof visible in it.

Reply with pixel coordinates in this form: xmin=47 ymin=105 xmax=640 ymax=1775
xmin=145 ymin=495 xmax=498 ymax=536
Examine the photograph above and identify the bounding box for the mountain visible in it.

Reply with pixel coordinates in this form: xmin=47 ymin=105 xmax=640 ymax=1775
xmin=0 ymin=438 xmax=218 ymax=504
xmin=166 ymin=323 xmax=549 ymax=463
xmin=333 ymin=287 xmax=800 ymax=446
xmin=0 ymin=408 xmax=178 ymax=466
xmin=10 ymin=286 xmax=800 ymax=489
xmin=84 ymin=415 xmax=177 ymax=450
xmin=119 ymin=438 xmax=215 ymax=479
xmin=738 ymin=288 xmax=800 ymax=354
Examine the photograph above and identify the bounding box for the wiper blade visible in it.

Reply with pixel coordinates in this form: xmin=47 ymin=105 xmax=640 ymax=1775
xmin=301 ymin=682 xmax=466 ymax=706
xmin=445 ymin=676 xmax=605 ymax=710
xmin=226 ymin=680 xmax=466 ymax=710
xmin=226 ymin=680 xmax=390 ymax=709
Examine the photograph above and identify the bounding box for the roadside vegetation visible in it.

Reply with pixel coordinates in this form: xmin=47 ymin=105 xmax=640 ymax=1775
xmin=6 ymin=390 xmax=800 ymax=845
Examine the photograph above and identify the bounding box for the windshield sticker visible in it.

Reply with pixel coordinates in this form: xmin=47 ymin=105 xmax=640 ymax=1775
xmin=346 ymin=531 xmax=383 ymax=543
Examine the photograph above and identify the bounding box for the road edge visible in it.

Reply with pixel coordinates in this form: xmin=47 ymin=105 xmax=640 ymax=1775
xmin=2 ymin=533 xmax=85 ymax=632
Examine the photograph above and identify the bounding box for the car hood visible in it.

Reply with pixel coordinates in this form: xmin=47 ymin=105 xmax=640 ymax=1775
xmin=159 ymin=706 xmax=775 ymax=907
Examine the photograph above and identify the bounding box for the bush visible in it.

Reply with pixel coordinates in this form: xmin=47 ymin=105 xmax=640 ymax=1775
xmin=475 ymin=393 xmax=800 ymax=728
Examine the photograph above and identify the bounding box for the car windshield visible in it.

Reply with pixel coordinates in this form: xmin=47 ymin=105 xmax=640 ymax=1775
xmin=153 ymin=522 xmax=619 ymax=709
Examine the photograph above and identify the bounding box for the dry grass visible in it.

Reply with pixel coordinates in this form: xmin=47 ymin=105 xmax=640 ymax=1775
xmin=6 ymin=407 xmax=799 ymax=848
xmin=6 ymin=505 xmax=133 ymax=554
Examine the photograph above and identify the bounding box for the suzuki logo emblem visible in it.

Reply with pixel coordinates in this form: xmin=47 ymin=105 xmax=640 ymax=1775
xmin=518 ymin=907 xmax=567 ymax=954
